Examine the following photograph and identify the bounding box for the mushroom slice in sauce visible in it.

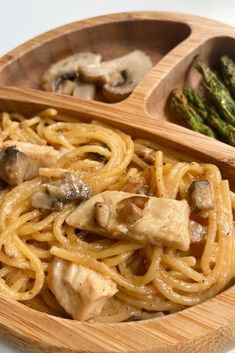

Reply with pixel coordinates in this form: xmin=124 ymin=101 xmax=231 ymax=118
xmin=48 ymin=258 xmax=118 ymax=321
xmin=31 ymin=190 xmax=56 ymax=211
xmin=47 ymin=172 xmax=92 ymax=202
xmin=189 ymin=180 xmax=214 ymax=212
xmin=3 ymin=141 xmax=63 ymax=168
xmin=79 ymin=50 xmax=153 ymax=103
xmin=122 ymin=176 xmax=148 ymax=194
xmin=0 ymin=146 xmax=29 ymax=186
xmin=189 ymin=219 xmax=207 ymax=243
xmin=41 ymin=52 xmax=102 ymax=93
xmin=134 ymin=145 xmax=155 ymax=165
xmin=116 ymin=195 xmax=150 ymax=225
xmin=32 ymin=172 xmax=92 ymax=211
xmin=66 ymin=191 xmax=190 ymax=251
xmin=94 ymin=202 xmax=110 ymax=228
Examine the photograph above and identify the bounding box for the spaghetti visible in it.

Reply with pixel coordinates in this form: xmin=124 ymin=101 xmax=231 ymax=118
xmin=0 ymin=108 xmax=234 ymax=322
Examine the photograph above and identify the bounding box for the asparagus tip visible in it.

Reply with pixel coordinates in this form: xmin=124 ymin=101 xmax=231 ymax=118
xmin=220 ymin=55 xmax=231 ymax=65
xmin=170 ymin=89 xmax=186 ymax=105
xmin=193 ymin=55 xmax=205 ymax=73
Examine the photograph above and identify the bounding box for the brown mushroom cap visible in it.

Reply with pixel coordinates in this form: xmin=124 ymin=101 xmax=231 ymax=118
xmin=0 ymin=146 xmax=29 ymax=186
xmin=79 ymin=50 xmax=153 ymax=103
xmin=188 ymin=180 xmax=214 ymax=212
xmin=116 ymin=195 xmax=150 ymax=224
xmin=41 ymin=52 xmax=102 ymax=93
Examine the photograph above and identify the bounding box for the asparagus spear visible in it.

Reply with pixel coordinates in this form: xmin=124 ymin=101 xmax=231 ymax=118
xmin=194 ymin=56 xmax=235 ymax=127
xmin=220 ymin=55 xmax=235 ymax=97
xmin=184 ymin=88 xmax=235 ymax=147
xmin=170 ymin=89 xmax=216 ymax=138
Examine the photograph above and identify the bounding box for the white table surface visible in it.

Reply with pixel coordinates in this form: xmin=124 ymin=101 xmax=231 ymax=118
xmin=0 ymin=0 xmax=235 ymax=352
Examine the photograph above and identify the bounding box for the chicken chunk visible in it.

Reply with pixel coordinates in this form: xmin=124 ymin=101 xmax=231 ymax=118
xmin=3 ymin=141 xmax=63 ymax=170
xmin=0 ymin=142 xmax=65 ymax=185
xmin=66 ymin=191 xmax=190 ymax=251
xmin=48 ymin=258 xmax=118 ymax=321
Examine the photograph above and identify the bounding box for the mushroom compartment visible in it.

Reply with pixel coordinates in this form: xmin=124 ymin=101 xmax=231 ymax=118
xmin=41 ymin=50 xmax=153 ymax=103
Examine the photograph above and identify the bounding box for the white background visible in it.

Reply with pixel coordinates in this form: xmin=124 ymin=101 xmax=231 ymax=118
xmin=0 ymin=1 xmax=235 ymax=352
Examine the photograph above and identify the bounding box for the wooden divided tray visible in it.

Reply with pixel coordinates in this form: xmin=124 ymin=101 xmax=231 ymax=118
xmin=0 ymin=11 xmax=234 ymax=353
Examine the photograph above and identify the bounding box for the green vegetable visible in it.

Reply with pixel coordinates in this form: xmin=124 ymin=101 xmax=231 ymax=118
xmin=220 ymin=55 xmax=235 ymax=98
xmin=184 ymin=88 xmax=235 ymax=146
xmin=194 ymin=56 xmax=235 ymax=127
xmin=170 ymin=89 xmax=216 ymax=138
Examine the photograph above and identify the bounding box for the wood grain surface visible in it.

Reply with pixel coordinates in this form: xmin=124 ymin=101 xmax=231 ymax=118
xmin=0 ymin=11 xmax=234 ymax=353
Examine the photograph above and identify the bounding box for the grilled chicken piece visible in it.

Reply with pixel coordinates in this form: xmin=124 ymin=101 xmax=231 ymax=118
xmin=48 ymin=258 xmax=118 ymax=321
xmin=3 ymin=141 xmax=63 ymax=169
xmin=66 ymin=191 xmax=190 ymax=251
xmin=0 ymin=142 xmax=64 ymax=185
xmin=32 ymin=172 xmax=92 ymax=211
xmin=189 ymin=180 xmax=214 ymax=212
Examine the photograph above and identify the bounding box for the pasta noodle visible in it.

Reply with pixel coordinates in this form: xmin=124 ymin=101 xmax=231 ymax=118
xmin=0 ymin=109 xmax=234 ymax=323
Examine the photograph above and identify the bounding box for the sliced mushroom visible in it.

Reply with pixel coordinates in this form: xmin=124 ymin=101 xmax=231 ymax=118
xmin=66 ymin=191 xmax=190 ymax=251
xmin=0 ymin=146 xmax=29 ymax=186
xmin=189 ymin=219 xmax=207 ymax=259
xmin=48 ymin=172 xmax=91 ymax=201
xmin=54 ymin=73 xmax=77 ymax=92
xmin=134 ymin=145 xmax=155 ymax=165
xmin=32 ymin=172 xmax=92 ymax=211
xmin=122 ymin=176 xmax=148 ymax=194
xmin=189 ymin=180 xmax=214 ymax=212
xmin=41 ymin=52 xmax=102 ymax=93
xmin=48 ymin=258 xmax=118 ymax=321
xmin=189 ymin=219 xmax=207 ymax=243
xmin=73 ymin=79 xmax=96 ymax=100
xmin=31 ymin=190 xmax=56 ymax=211
xmin=58 ymin=79 xmax=76 ymax=95
xmin=94 ymin=202 xmax=110 ymax=228
xmin=117 ymin=196 xmax=149 ymax=225
xmin=79 ymin=50 xmax=153 ymax=103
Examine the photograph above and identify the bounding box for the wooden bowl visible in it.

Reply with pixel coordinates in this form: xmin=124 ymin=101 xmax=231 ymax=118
xmin=0 ymin=12 xmax=234 ymax=353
